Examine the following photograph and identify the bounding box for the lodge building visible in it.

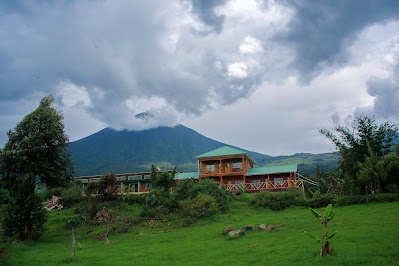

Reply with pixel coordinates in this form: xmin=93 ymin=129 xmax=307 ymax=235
xmin=75 ymin=146 xmax=306 ymax=193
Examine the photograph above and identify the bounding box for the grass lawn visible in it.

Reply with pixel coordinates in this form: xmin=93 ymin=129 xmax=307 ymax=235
xmin=1 ymin=196 xmax=399 ymax=265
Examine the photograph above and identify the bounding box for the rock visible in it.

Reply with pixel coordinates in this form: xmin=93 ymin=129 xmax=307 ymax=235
xmin=229 ymin=230 xmax=245 ymax=239
xmin=267 ymin=224 xmax=286 ymax=232
xmin=242 ymin=226 xmax=253 ymax=232
xmin=267 ymin=225 xmax=277 ymax=232
xmin=44 ymin=195 xmax=63 ymax=211
xmin=258 ymin=224 xmax=267 ymax=231
xmin=223 ymin=226 xmax=234 ymax=234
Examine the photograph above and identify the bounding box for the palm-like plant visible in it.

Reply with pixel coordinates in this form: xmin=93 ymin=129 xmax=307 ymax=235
xmin=305 ymin=204 xmax=337 ymax=256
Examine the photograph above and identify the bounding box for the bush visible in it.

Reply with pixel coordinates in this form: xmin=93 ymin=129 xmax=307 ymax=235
xmin=123 ymin=194 xmax=146 ymax=205
xmin=251 ymin=190 xmax=304 ymax=211
xmin=2 ymin=192 xmax=47 ymax=240
xmin=0 ymin=188 xmax=11 ymax=205
xmin=172 ymin=179 xmax=229 ymax=211
xmin=179 ymin=194 xmax=219 ymax=218
xmin=140 ymin=188 xmax=171 ymax=217
xmin=62 ymin=181 xmax=85 ymax=207
xmin=98 ymin=174 xmax=117 ymax=200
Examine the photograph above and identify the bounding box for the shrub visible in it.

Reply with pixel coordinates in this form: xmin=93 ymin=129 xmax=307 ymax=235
xmin=2 ymin=192 xmax=47 ymax=240
xmin=251 ymin=190 xmax=304 ymax=211
xmin=0 ymin=188 xmax=11 ymax=205
xmin=305 ymin=194 xmax=334 ymax=208
xmin=123 ymin=194 xmax=146 ymax=205
xmin=172 ymin=179 xmax=229 ymax=211
xmin=61 ymin=180 xmax=85 ymax=207
xmin=140 ymin=188 xmax=171 ymax=217
xmin=179 ymin=194 xmax=219 ymax=218
xmin=98 ymin=174 xmax=117 ymax=200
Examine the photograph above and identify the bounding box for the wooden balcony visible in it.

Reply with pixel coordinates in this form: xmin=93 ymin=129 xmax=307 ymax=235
xmin=221 ymin=180 xmax=304 ymax=191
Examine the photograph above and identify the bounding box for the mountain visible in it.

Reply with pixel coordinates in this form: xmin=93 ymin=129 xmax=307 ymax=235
xmin=69 ymin=124 xmax=339 ymax=177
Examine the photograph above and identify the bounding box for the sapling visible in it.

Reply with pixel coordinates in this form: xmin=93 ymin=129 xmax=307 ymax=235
xmin=304 ymin=204 xmax=337 ymax=256
xmin=66 ymin=206 xmax=88 ymax=261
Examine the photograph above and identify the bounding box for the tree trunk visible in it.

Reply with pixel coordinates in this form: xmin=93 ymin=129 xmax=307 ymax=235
xmin=72 ymin=226 xmax=76 ymax=261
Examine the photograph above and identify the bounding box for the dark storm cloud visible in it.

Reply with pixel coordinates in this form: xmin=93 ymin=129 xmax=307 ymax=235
xmin=276 ymin=0 xmax=399 ymax=83
xmin=366 ymin=63 xmax=399 ymax=118
xmin=188 ymin=0 xmax=228 ymax=33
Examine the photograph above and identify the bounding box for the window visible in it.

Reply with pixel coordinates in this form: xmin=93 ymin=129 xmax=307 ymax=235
xmin=274 ymin=177 xmax=284 ymax=186
xmin=145 ymin=183 xmax=152 ymax=190
xmin=128 ymin=175 xmax=142 ymax=181
xmin=206 ymin=164 xmax=215 ymax=172
xmin=233 ymin=162 xmax=242 ymax=170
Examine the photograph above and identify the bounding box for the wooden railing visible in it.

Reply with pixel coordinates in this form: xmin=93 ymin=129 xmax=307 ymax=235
xmin=222 ymin=180 xmax=304 ymax=191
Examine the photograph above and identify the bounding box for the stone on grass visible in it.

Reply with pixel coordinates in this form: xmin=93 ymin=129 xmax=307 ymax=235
xmin=229 ymin=230 xmax=245 ymax=239
xmin=258 ymin=224 xmax=267 ymax=231
xmin=242 ymin=226 xmax=253 ymax=232
xmin=267 ymin=225 xmax=277 ymax=232
xmin=223 ymin=226 xmax=234 ymax=234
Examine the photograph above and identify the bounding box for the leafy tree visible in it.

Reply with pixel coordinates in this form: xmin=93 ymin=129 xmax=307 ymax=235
xmin=97 ymin=173 xmax=117 ymax=200
xmin=357 ymin=145 xmax=393 ymax=193
xmin=0 ymin=95 xmax=74 ymax=240
xmin=150 ymin=164 xmax=176 ymax=191
xmin=320 ymin=116 xmax=398 ymax=193
xmin=2 ymin=176 xmax=47 ymax=240
xmin=0 ymin=95 xmax=75 ymax=194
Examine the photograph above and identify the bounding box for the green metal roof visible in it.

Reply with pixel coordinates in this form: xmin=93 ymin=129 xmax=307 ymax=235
xmin=246 ymin=164 xmax=298 ymax=176
xmin=195 ymin=146 xmax=255 ymax=163
xmin=175 ymin=172 xmax=199 ymax=180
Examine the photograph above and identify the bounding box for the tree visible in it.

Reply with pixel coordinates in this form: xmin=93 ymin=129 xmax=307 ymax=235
xmin=356 ymin=145 xmax=393 ymax=193
xmin=320 ymin=116 xmax=398 ymax=193
xmin=150 ymin=164 xmax=176 ymax=191
xmin=0 ymin=95 xmax=74 ymax=240
xmin=66 ymin=206 xmax=87 ymax=261
xmin=2 ymin=176 xmax=47 ymax=240
xmin=0 ymin=95 xmax=75 ymax=194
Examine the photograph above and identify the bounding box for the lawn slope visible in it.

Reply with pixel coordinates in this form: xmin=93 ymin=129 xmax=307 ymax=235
xmin=1 ymin=198 xmax=398 ymax=265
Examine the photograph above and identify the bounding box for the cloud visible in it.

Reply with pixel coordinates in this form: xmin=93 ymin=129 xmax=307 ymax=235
xmin=187 ymin=0 xmax=227 ymax=34
xmin=1 ymin=0 xmax=399 ymax=155
xmin=274 ymin=0 xmax=399 ymax=83
xmin=364 ymin=63 xmax=399 ymax=120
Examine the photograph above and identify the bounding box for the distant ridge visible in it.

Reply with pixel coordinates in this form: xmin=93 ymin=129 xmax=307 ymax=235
xmin=68 ymin=124 xmax=339 ymax=177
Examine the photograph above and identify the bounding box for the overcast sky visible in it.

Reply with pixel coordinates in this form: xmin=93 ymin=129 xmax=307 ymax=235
xmin=1 ymin=0 xmax=399 ymax=156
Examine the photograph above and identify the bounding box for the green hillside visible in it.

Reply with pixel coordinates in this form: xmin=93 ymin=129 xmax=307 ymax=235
xmin=69 ymin=125 xmax=339 ymax=177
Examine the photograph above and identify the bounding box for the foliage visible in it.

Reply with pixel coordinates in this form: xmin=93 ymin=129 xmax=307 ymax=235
xmin=172 ymin=179 xmax=229 ymax=211
xmin=320 ymin=116 xmax=398 ymax=194
xmin=0 ymin=95 xmax=74 ymax=194
xmin=66 ymin=205 xmax=88 ymax=228
xmin=98 ymin=173 xmax=117 ymax=200
xmin=61 ymin=180 xmax=85 ymax=207
xmin=251 ymin=190 xmax=304 ymax=211
xmin=305 ymin=193 xmax=335 ymax=208
xmin=305 ymin=204 xmax=337 ymax=256
xmin=140 ymin=188 xmax=171 ymax=217
xmin=123 ymin=194 xmax=146 ymax=205
xmin=66 ymin=205 xmax=88 ymax=262
xmin=2 ymin=177 xmax=47 ymax=240
xmin=356 ymin=144 xmax=393 ymax=193
xmin=179 ymin=193 xmax=219 ymax=218
xmin=0 ymin=95 xmax=73 ymax=241
xmin=150 ymin=164 xmax=176 ymax=191
xmin=0 ymin=188 xmax=11 ymax=205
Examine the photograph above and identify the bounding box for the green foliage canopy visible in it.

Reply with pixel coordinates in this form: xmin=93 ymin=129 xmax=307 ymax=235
xmin=150 ymin=164 xmax=176 ymax=191
xmin=0 ymin=95 xmax=75 ymax=193
xmin=320 ymin=116 xmax=398 ymax=193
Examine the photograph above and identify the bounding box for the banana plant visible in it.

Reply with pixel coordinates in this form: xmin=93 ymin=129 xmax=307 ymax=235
xmin=304 ymin=204 xmax=337 ymax=256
